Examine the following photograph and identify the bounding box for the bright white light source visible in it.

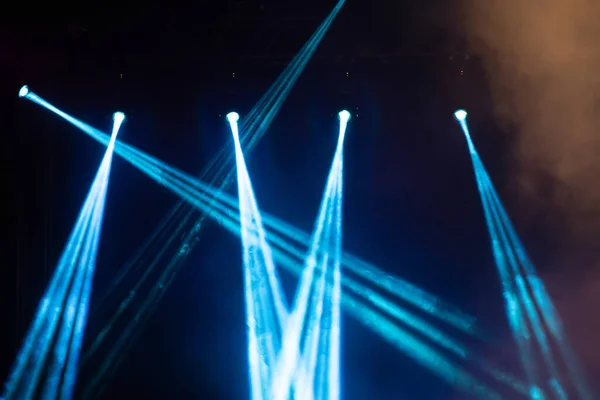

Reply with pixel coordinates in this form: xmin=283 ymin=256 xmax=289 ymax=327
xmin=226 ymin=112 xmax=240 ymax=124
xmin=338 ymin=110 xmax=351 ymax=122
xmin=113 ymin=112 xmax=126 ymax=124
xmin=18 ymin=85 xmax=29 ymax=98
xmin=454 ymin=109 xmax=467 ymax=120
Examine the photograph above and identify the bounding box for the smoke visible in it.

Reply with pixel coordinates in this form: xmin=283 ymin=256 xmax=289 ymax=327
xmin=550 ymin=266 xmax=600 ymax=387
xmin=461 ymin=0 xmax=600 ymax=243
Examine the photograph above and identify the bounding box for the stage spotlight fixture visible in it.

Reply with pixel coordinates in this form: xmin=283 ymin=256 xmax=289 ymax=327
xmin=454 ymin=109 xmax=467 ymax=121
xmin=226 ymin=112 xmax=240 ymax=124
xmin=338 ymin=110 xmax=351 ymax=122
xmin=18 ymin=85 xmax=29 ymax=98
xmin=113 ymin=112 xmax=126 ymax=123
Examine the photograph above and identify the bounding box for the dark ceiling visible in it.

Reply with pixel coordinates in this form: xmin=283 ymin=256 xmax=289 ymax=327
xmin=2 ymin=1 xmax=467 ymax=82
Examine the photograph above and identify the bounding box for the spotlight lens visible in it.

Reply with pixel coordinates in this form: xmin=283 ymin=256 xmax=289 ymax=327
xmin=454 ymin=109 xmax=467 ymax=120
xmin=338 ymin=110 xmax=351 ymax=122
xmin=226 ymin=112 xmax=240 ymax=123
xmin=113 ymin=112 xmax=125 ymax=123
xmin=18 ymin=85 xmax=29 ymax=98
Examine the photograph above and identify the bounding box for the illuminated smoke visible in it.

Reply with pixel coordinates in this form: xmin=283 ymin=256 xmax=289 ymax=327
xmin=462 ymin=0 xmax=600 ymax=241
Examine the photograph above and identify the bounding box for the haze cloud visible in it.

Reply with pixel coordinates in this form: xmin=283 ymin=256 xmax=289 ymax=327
xmin=460 ymin=1 xmax=600 ymax=388
xmin=461 ymin=0 xmax=600 ymax=242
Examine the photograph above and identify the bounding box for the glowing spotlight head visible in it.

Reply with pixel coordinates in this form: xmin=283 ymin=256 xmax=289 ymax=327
xmin=338 ymin=110 xmax=351 ymax=122
xmin=454 ymin=109 xmax=467 ymax=121
xmin=226 ymin=112 xmax=240 ymax=124
xmin=113 ymin=111 xmax=126 ymax=124
xmin=18 ymin=85 xmax=29 ymax=98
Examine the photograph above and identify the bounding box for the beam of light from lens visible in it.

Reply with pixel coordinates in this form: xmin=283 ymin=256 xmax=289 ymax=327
xmin=458 ymin=115 xmax=545 ymax=395
xmin=52 ymin=112 xmax=123 ymax=400
xmin=312 ymin=112 xmax=347 ymax=400
xmin=455 ymin=111 xmax=590 ymax=399
xmin=2 ymin=113 xmax=122 ymax=400
xmin=272 ymin=115 xmax=346 ymax=400
xmin=327 ymin=110 xmax=349 ymax=400
xmin=229 ymin=113 xmax=289 ymax=399
xmin=45 ymin=114 xmax=122 ymax=400
xmin=293 ymin=136 xmax=345 ymax=400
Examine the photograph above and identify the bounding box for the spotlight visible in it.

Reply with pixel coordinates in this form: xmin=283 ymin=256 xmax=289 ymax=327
xmin=226 ymin=112 xmax=240 ymax=124
xmin=454 ymin=109 xmax=467 ymax=121
xmin=18 ymin=85 xmax=29 ymax=98
xmin=338 ymin=110 xmax=351 ymax=122
xmin=113 ymin=112 xmax=126 ymax=123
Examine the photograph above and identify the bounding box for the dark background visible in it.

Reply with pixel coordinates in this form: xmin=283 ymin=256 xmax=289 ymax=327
xmin=1 ymin=1 xmax=596 ymax=399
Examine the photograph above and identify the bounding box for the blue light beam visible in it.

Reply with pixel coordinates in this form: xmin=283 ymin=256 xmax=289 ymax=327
xmin=2 ymin=111 xmax=123 ymax=400
xmin=455 ymin=110 xmax=590 ymax=399
xmin=273 ymin=112 xmax=347 ymax=400
xmin=229 ymin=112 xmax=289 ymax=400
